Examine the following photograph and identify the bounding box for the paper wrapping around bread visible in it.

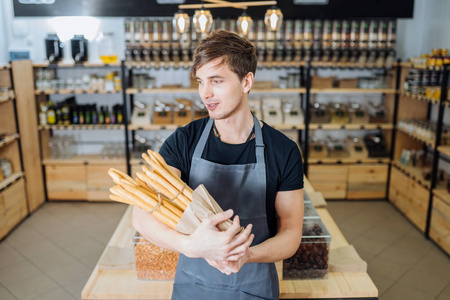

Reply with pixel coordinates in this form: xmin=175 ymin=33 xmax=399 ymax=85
xmin=175 ymin=184 xmax=233 ymax=234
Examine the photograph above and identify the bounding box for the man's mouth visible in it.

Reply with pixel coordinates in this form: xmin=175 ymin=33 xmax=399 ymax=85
xmin=206 ymin=103 xmax=219 ymax=111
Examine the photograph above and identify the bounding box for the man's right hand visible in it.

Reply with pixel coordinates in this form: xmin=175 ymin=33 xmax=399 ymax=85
xmin=183 ymin=209 xmax=254 ymax=262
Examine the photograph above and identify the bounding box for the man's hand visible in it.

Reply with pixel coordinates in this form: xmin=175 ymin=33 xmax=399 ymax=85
xmin=205 ymin=250 xmax=251 ymax=275
xmin=183 ymin=209 xmax=254 ymax=261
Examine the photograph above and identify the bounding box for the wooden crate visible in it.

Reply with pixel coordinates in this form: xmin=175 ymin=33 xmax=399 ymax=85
xmin=0 ymin=178 xmax=28 ymax=240
xmin=348 ymin=164 xmax=388 ymax=199
xmin=430 ymin=193 xmax=450 ymax=255
xmin=46 ymin=165 xmax=87 ymax=200
xmin=309 ymin=165 xmax=348 ymax=199
xmin=87 ymin=163 xmax=126 ymax=201
xmin=388 ymin=166 xmax=428 ymax=232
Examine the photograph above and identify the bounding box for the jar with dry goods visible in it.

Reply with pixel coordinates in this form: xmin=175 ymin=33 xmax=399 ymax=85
xmin=133 ymin=232 xmax=179 ymax=280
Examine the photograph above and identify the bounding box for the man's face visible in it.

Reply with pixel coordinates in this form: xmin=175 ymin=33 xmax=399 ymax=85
xmin=195 ymin=58 xmax=249 ymax=120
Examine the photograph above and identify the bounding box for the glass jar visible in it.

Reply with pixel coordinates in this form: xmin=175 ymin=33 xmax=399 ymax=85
xmin=99 ymin=32 xmax=118 ymax=64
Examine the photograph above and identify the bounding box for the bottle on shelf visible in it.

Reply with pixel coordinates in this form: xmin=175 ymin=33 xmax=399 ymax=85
xmin=99 ymin=32 xmax=118 ymax=64
xmin=105 ymin=106 xmax=111 ymax=124
xmin=39 ymin=101 xmax=48 ymax=125
xmin=47 ymin=101 xmax=56 ymax=125
xmin=92 ymin=104 xmax=99 ymax=124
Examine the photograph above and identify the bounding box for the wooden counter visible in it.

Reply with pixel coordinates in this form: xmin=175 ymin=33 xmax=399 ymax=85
xmin=82 ymin=179 xmax=378 ymax=299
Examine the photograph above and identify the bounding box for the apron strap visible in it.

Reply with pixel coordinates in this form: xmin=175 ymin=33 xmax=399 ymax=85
xmin=193 ymin=114 xmax=265 ymax=166
xmin=253 ymin=114 xmax=265 ymax=165
xmin=192 ymin=118 xmax=214 ymax=160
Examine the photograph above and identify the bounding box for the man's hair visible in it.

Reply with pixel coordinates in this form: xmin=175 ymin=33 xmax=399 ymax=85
xmin=191 ymin=30 xmax=257 ymax=81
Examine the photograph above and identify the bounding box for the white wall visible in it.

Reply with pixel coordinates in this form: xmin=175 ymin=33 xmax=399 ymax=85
xmin=396 ymin=0 xmax=450 ymax=59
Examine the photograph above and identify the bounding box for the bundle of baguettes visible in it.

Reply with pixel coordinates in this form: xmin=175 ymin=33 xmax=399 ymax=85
xmin=108 ymin=150 xmax=195 ymax=229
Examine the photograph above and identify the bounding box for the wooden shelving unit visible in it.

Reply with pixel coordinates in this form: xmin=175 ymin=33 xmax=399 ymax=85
xmin=0 ymin=64 xmax=29 ymax=240
xmin=30 ymin=62 xmax=128 ymax=202
xmin=0 ymin=133 xmax=19 ymax=148
xmin=308 ymin=157 xmax=390 ymax=164
xmin=35 ymin=89 xmax=121 ymax=95
xmin=400 ymin=92 xmax=441 ymax=104
xmin=438 ymin=146 xmax=450 ymax=157
xmin=126 ymin=88 xmax=307 ymax=94
xmin=309 ymin=123 xmax=393 ymax=130
xmin=43 ymin=155 xmax=126 ymax=165
xmin=310 ymin=88 xmax=396 ymax=94
xmin=38 ymin=124 xmax=125 ymax=130
xmin=390 ymin=63 xmax=450 ymax=251
xmin=0 ymin=172 xmax=24 ymax=192
xmin=392 ymin=161 xmax=431 ymax=190
xmin=397 ymin=127 xmax=435 ymax=148
xmin=33 ymin=62 xmax=121 ymax=68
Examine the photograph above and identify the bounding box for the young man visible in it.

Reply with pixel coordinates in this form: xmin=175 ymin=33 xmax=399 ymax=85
xmin=132 ymin=30 xmax=304 ymax=300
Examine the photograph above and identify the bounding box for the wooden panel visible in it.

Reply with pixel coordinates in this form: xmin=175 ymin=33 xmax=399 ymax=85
xmin=429 ymin=226 xmax=450 ymax=255
xmin=0 ymin=100 xmax=17 ymax=134
xmin=3 ymin=179 xmax=28 ymax=230
xmin=87 ymin=163 xmax=126 ymax=201
xmin=388 ymin=167 xmax=428 ymax=232
xmin=433 ymin=193 xmax=450 ymax=219
xmin=430 ymin=196 xmax=450 ymax=255
xmin=0 ymin=190 xmax=7 ymax=240
xmin=0 ymin=179 xmax=27 ymax=240
xmin=348 ymin=164 xmax=388 ymax=199
xmin=309 ymin=165 xmax=348 ymax=199
xmin=0 ymin=69 xmax=12 ymax=88
xmin=12 ymin=60 xmax=45 ymax=212
xmin=397 ymin=95 xmax=429 ymax=120
xmin=46 ymin=165 xmax=87 ymax=200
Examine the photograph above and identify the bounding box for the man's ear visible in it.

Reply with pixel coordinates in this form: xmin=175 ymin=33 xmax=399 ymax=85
xmin=242 ymin=72 xmax=254 ymax=94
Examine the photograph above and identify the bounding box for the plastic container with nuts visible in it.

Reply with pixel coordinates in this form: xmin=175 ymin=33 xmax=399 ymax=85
xmin=283 ymin=218 xmax=331 ymax=280
xmin=133 ymin=232 xmax=179 ymax=280
xmin=303 ymin=200 xmax=320 ymax=219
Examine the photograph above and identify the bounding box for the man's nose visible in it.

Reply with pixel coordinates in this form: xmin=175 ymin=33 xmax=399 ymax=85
xmin=201 ymin=84 xmax=213 ymax=100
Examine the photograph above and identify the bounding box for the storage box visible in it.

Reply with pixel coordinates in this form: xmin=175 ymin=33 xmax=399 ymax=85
xmin=338 ymin=78 xmax=358 ymax=89
xmin=173 ymin=99 xmax=192 ymax=125
xmin=283 ymin=218 xmax=331 ymax=279
xmin=153 ymin=103 xmax=173 ymax=124
xmin=133 ymin=232 xmax=179 ymax=280
xmin=311 ymin=76 xmax=334 ymax=89
xmin=262 ymin=98 xmax=283 ymax=125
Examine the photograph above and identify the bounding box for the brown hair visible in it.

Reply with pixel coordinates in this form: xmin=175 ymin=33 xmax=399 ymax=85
xmin=191 ymin=30 xmax=257 ymax=81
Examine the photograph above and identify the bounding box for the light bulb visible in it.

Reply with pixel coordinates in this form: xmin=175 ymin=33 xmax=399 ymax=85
xmin=173 ymin=11 xmax=190 ymax=34
xmin=264 ymin=7 xmax=283 ymax=31
xmin=237 ymin=13 xmax=253 ymax=36
xmin=193 ymin=9 xmax=213 ymax=33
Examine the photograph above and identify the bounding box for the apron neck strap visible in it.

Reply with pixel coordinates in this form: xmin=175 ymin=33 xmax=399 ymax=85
xmin=192 ymin=114 xmax=265 ymax=164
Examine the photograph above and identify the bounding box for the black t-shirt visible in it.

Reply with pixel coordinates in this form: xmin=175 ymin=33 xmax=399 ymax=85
xmin=159 ymin=117 xmax=304 ymax=237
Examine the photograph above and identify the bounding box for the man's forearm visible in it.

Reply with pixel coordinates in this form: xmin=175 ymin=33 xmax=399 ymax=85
xmin=247 ymin=227 xmax=302 ymax=264
xmin=132 ymin=206 xmax=189 ymax=254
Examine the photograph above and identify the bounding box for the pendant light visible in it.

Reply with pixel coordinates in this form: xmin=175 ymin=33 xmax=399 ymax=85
xmin=237 ymin=9 xmax=253 ymax=37
xmin=173 ymin=10 xmax=190 ymax=34
xmin=264 ymin=6 xmax=283 ymax=31
xmin=192 ymin=1 xmax=213 ymax=34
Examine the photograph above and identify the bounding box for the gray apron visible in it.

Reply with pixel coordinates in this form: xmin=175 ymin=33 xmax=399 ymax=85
xmin=172 ymin=115 xmax=279 ymax=300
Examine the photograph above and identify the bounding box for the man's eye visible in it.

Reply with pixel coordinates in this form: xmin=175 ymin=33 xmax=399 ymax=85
xmin=213 ymin=80 xmax=222 ymax=84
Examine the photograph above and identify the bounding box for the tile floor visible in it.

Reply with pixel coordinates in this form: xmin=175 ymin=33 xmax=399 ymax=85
xmin=0 ymin=200 xmax=449 ymax=300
